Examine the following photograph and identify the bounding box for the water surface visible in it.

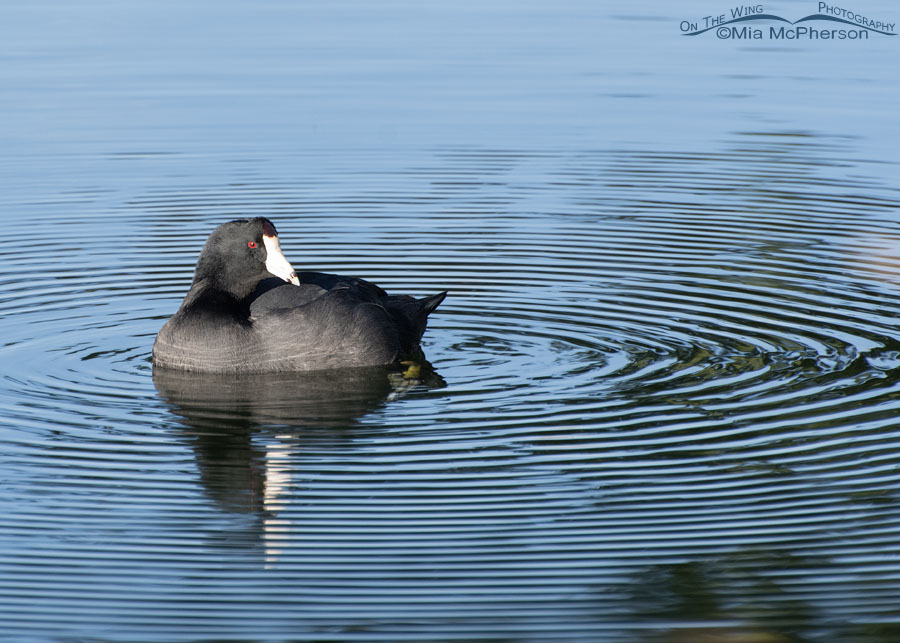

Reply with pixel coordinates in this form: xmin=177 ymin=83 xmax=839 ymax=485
xmin=2 ymin=1 xmax=900 ymax=641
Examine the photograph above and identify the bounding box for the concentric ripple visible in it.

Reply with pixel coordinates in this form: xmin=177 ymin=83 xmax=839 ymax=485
xmin=3 ymin=137 xmax=900 ymax=640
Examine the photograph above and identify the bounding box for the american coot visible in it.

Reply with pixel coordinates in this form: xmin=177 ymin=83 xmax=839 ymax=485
xmin=152 ymin=218 xmax=446 ymax=373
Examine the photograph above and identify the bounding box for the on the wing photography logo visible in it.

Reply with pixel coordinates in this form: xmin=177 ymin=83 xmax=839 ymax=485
xmin=680 ymin=2 xmax=896 ymax=39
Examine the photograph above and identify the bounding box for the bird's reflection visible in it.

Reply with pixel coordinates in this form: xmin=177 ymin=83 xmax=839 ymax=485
xmin=153 ymin=357 xmax=444 ymax=562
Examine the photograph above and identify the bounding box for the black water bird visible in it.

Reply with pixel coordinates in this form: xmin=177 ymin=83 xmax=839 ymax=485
xmin=153 ymin=218 xmax=446 ymax=372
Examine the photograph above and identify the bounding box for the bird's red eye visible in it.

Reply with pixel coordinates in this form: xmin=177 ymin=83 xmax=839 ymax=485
xmin=248 ymin=241 xmax=257 ymax=249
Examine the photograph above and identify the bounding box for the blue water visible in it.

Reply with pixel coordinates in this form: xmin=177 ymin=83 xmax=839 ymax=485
xmin=2 ymin=1 xmax=900 ymax=641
